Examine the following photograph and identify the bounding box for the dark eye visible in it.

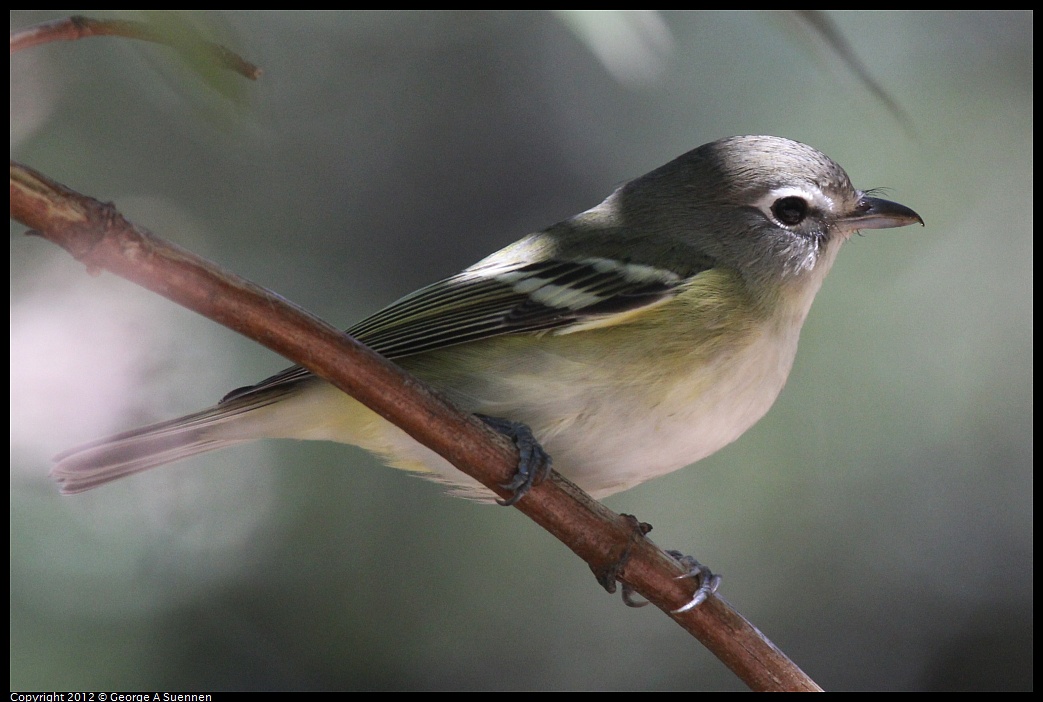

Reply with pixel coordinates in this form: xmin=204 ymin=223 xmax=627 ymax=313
xmin=771 ymin=196 xmax=809 ymax=226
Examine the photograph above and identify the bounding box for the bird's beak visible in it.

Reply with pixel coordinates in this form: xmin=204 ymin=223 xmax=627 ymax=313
xmin=840 ymin=195 xmax=924 ymax=231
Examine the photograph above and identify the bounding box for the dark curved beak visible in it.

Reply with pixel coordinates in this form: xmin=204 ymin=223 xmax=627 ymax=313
xmin=841 ymin=195 xmax=924 ymax=231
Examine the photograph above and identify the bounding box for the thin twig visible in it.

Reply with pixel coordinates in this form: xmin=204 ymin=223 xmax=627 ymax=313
xmin=788 ymin=10 xmax=916 ymax=137
xmin=10 ymin=15 xmax=261 ymax=80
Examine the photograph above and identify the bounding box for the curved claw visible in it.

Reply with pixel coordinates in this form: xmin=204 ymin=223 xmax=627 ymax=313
xmin=620 ymin=551 xmax=721 ymax=611
xmin=621 ymin=584 xmax=651 ymax=608
xmin=667 ymin=550 xmax=722 ymax=613
xmin=476 ymin=415 xmax=552 ymax=506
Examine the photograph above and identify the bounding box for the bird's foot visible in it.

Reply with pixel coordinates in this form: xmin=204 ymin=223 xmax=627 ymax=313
xmin=476 ymin=415 xmax=552 ymax=506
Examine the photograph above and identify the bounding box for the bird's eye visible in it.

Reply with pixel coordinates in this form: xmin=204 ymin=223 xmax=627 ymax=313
xmin=771 ymin=196 xmax=809 ymax=226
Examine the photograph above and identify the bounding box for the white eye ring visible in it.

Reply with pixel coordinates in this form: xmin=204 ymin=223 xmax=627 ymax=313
xmin=753 ymin=186 xmax=834 ymax=228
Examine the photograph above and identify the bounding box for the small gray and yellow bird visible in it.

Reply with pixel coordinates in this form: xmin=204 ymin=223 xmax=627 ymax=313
xmin=52 ymin=135 xmax=922 ymax=499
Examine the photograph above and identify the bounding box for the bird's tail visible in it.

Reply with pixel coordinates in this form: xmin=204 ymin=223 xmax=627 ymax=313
xmin=51 ymin=387 xmax=296 ymax=494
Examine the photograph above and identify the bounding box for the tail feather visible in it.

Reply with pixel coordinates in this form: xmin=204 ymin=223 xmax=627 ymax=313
xmin=52 ymin=434 xmax=246 ymax=494
xmin=51 ymin=385 xmax=298 ymax=494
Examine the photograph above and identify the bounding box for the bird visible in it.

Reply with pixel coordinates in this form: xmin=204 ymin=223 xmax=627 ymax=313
xmin=52 ymin=135 xmax=922 ymax=501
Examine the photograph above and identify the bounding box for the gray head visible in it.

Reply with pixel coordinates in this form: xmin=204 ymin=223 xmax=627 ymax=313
xmin=564 ymin=135 xmax=921 ymax=288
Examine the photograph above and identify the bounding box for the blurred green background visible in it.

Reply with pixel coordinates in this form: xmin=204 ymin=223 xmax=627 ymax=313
xmin=10 ymin=10 xmax=1032 ymax=691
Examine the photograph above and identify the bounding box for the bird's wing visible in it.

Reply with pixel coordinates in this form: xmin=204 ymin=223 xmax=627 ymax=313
xmin=221 ymin=257 xmax=694 ymax=402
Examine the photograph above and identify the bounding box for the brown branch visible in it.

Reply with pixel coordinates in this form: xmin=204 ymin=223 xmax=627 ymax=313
xmin=10 ymin=15 xmax=822 ymax=692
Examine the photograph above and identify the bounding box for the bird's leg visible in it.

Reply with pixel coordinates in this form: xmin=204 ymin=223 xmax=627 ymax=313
xmin=599 ymin=515 xmax=721 ymax=610
xmin=592 ymin=514 xmax=652 ymax=600
xmin=476 ymin=414 xmax=552 ymax=506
